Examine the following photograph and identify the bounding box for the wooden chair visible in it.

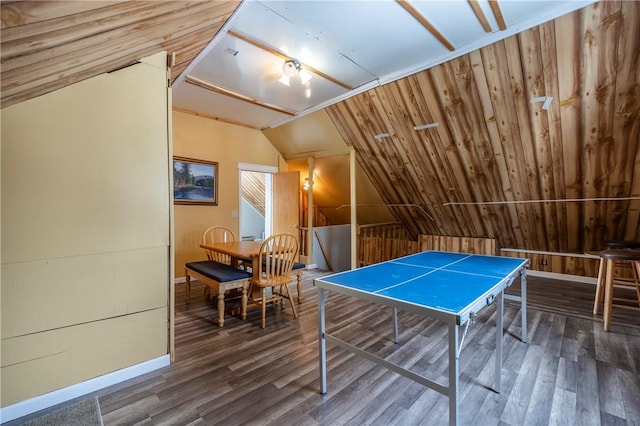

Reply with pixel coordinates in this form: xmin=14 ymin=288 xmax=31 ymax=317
xmin=202 ymin=226 xmax=236 ymax=264
xmin=249 ymin=233 xmax=299 ymax=328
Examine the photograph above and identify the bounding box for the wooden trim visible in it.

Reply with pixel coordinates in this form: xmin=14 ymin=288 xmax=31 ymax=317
xmin=396 ymin=0 xmax=456 ymax=51
xmin=172 ymin=107 xmax=261 ymax=130
xmin=488 ymin=0 xmax=507 ymax=30
xmin=185 ymin=75 xmax=296 ymax=116
xmin=468 ymin=0 xmax=493 ymax=32
xmin=419 ymin=234 xmax=497 ymax=256
xmin=500 ymin=248 xmax=602 ymax=278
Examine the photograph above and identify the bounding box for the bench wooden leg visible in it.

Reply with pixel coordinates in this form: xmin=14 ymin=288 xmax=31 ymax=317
xmin=185 ymin=270 xmax=191 ymax=302
xmin=217 ymin=291 xmax=226 ymax=327
xmin=297 ymin=274 xmax=302 ymax=304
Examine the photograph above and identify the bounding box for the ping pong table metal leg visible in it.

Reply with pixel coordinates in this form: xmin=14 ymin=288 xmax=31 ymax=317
xmin=495 ymin=291 xmax=504 ymax=393
xmin=448 ymin=322 xmax=459 ymax=426
xmin=392 ymin=307 xmax=399 ymax=344
xmin=318 ymin=288 xmax=327 ymax=394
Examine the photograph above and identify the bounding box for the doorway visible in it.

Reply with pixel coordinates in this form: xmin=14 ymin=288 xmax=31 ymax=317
xmin=238 ymin=163 xmax=277 ymax=242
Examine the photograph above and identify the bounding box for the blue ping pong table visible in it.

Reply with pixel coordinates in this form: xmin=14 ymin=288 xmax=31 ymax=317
xmin=314 ymin=251 xmax=529 ymax=426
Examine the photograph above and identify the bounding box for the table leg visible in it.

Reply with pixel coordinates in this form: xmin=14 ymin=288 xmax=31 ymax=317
xmin=448 ymin=322 xmax=459 ymax=426
xmin=495 ymin=291 xmax=504 ymax=393
xmin=241 ymin=284 xmax=248 ymax=320
xmin=318 ymin=288 xmax=327 ymax=394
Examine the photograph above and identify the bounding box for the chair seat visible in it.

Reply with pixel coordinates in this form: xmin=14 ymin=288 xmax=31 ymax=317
xmin=186 ymin=260 xmax=252 ymax=282
xmin=261 ymin=258 xmax=305 ymax=270
xmin=252 ymin=275 xmax=293 ymax=288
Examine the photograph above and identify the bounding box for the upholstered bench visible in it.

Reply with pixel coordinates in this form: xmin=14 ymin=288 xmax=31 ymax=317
xmin=185 ymin=260 xmax=252 ymax=327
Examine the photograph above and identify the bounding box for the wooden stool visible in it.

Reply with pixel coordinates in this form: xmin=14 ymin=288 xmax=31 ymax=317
xmin=592 ymin=240 xmax=640 ymax=315
xmin=594 ymin=249 xmax=640 ymax=331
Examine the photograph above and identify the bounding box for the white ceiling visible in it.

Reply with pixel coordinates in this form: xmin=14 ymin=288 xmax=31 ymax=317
xmin=171 ymin=0 xmax=595 ymax=130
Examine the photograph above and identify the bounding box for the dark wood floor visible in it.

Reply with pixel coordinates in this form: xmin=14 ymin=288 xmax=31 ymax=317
xmin=13 ymin=270 xmax=640 ymax=425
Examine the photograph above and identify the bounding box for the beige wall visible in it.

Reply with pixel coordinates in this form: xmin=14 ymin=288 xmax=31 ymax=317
xmin=172 ymin=111 xmax=283 ymax=278
xmin=1 ymin=53 xmax=170 ymax=406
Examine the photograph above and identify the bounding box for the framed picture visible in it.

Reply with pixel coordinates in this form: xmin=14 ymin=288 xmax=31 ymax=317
xmin=173 ymin=156 xmax=218 ymax=205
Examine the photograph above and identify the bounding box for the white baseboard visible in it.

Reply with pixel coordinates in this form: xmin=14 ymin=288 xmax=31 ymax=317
xmin=527 ymin=269 xmax=597 ymax=285
xmin=0 ymin=355 xmax=170 ymax=423
xmin=175 ymin=276 xmax=186 ymax=284
xmin=305 ymin=264 xmax=317 ymax=270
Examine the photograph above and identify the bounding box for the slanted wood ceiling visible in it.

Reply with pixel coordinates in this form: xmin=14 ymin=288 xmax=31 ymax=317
xmin=0 ymin=0 xmax=240 ymax=108
xmin=326 ymin=1 xmax=640 ymax=252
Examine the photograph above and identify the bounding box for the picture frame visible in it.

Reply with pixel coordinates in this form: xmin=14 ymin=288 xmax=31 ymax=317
xmin=173 ymin=156 xmax=218 ymax=205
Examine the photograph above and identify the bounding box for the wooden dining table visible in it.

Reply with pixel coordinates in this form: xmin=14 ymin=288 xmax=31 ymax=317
xmin=200 ymin=240 xmax=264 ymax=271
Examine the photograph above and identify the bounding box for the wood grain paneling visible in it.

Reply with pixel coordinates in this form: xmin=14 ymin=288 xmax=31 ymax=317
xmin=326 ymin=1 xmax=640 ymax=254
xmin=240 ymin=171 xmax=265 ymax=217
xmin=419 ymin=234 xmax=497 ymax=256
xmin=0 ymin=0 xmax=240 ymax=108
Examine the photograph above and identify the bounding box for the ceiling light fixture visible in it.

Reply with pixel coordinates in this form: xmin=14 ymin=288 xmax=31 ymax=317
xmin=278 ymin=59 xmax=312 ymax=86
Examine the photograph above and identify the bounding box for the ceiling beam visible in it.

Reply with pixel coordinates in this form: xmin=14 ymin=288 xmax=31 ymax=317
xmin=468 ymin=0 xmax=493 ymax=32
xmin=227 ymin=29 xmax=353 ymax=90
xmin=185 ymin=75 xmax=297 ymax=116
xmin=396 ymin=0 xmax=455 ymax=51
xmin=489 ymin=0 xmax=507 ymax=30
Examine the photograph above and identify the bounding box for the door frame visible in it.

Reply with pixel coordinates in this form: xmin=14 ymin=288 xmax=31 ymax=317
xmin=238 ymin=162 xmax=278 ymax=240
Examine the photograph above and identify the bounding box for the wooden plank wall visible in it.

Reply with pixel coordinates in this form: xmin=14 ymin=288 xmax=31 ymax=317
xmin=358 ymin=223 xmax=418 ymax=266
xmin=419 ymin=235 xmax=497 ymax=256
xmin=327 ymin=1 xmax=640 ymax=255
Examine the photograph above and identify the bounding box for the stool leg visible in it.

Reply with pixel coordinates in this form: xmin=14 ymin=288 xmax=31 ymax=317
xmin=634 ymin=260 xmax=640 ymax=307
xmin=593 ymin=257 xmax=605 ymax=314
xmin=603 ymin=259 xmax=615 ymax=331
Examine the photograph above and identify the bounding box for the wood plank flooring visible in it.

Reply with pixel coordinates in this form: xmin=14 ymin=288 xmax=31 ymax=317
xmin=11 ymin=270 xmax=640 ymax=425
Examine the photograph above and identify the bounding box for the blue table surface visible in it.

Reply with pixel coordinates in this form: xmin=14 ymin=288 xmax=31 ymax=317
xmin=317 ymin=251 xmax=528 ymax=314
